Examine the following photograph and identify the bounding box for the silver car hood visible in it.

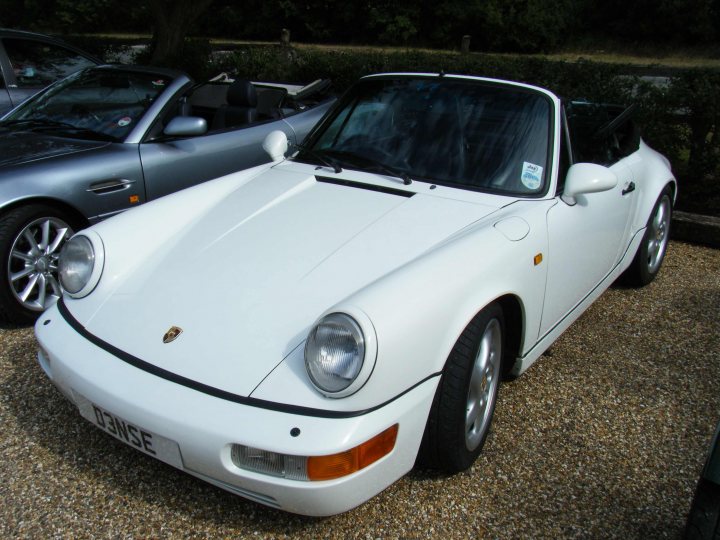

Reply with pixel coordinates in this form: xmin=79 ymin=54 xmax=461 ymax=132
xmin=0 ymin=130 xmax=109 ymax=168
xmin=83 ymin=167 xmax=503 ymax=397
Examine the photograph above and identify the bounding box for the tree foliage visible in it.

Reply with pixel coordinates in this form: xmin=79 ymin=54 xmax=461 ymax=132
xmin=1 ymin=0 xmax=718 ymax=53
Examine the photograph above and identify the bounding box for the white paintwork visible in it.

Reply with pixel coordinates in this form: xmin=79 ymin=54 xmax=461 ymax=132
xmin=494 ymin=216 xmax=530 ymax=241
xmin=561 ymin=162 xmax=618 ymax=204
xmin=262 ymin=130 xmax=289 ymax=162
xmin=34 ymin=73 xmax=676 ymax=516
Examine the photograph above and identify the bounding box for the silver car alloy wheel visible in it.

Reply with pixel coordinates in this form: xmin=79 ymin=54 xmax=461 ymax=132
xmin=8 ymin=216 xmax=73 ymax=312
xmin=465 ymin=317 xmax=502 ymax=451
xmin=647 ymin=195 xmax=671 ymax=275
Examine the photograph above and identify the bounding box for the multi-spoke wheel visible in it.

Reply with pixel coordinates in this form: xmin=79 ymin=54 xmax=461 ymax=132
xmin=465 ymin=317 xmax=502 ymax=452
xmin=646 ymin=194 xmax=671 ymax=275
xmin=417 ymin=303 xmax=505 ymax=472
xmin=0 ymin=205 xmax=76 ymax=324
xmin=622 ymin=186 xmax=673 ymax=287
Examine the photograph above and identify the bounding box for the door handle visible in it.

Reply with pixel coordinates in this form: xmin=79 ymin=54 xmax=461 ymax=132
xmin=622 ymin=182 xmax=635 ymax=196
xmin=87 ymin=178 xmax=135 ymax=194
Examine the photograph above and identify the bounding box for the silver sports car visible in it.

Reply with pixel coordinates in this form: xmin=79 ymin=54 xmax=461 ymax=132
xmin=0 ymin=64 xmax=334 ymax=324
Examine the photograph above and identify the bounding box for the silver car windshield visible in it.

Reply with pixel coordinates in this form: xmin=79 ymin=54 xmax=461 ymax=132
xmin=2 ymin=69 xmax=173 ymax=142
xmin=304 ymin=77 xmax=552 ymax=195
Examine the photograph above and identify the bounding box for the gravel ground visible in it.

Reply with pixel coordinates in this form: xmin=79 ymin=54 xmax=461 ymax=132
xmin=1 ymin=240 xmax=719 ymax=539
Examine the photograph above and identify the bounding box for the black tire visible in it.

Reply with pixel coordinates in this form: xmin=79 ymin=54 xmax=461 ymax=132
xmin=417 ymin=303 xmax=505 ymax=472
xmin=685 ymin=478 xmax=720 ymax=540
xmin=0 ymin=205 xmax=76 ymax=325
xmin=622 ymin=186 xmax=672 ymax=287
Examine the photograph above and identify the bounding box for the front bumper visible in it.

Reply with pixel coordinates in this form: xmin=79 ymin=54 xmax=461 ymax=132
xmin=34 ymin=303 xmax=436 ymax=516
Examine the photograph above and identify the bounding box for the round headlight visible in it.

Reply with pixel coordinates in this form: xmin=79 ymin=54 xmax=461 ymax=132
xmin=305 ymin=313 xmax=365 ymax=395
xmin=59 ymin=233 xmax=103 ymax=297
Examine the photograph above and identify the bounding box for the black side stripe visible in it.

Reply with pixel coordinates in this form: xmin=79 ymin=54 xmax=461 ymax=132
xmin=315 ymin=176 xmax=415 ymax=198
xmin=57 ymin=299 xmax=440 ymax=419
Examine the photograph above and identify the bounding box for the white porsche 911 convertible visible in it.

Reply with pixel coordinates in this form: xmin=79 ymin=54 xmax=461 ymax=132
xmin=34 ymin=73 xmax=675 ymax=516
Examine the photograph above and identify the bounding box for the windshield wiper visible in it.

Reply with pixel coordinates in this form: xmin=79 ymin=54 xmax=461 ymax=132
xmin=295 ymin=144 xmax=342 ymax=173
xmin=3 ymin=118 xmax=78 ymax=130
xmin=1 ymin=119 xmax=117 ymax=141
xmin=322 ymin=149 xmax=412 ymax=185
xmin=358 ymin=160 xmax=412 ymax=185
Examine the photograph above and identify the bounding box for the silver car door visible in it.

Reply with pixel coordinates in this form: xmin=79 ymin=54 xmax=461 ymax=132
xmin=139 ymin=120 xmax=297 ymax=202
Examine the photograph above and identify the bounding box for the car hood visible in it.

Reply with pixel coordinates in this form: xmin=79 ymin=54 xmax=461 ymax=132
xmin=0 ymin=130 xmax=108 ymax=168
xmin=82 ymin=167 xmax=504 ymax=397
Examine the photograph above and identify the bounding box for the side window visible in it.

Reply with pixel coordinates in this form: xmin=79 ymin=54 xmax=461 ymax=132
xmin=565 ymin=101 xmax=640 ymax=167
xmin=3 ymin=38 xmax=95 ymax=88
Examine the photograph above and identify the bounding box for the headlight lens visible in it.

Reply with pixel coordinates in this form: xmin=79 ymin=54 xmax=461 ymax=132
xmin=58 ymin=235 xmax=95 ymax=294
xmin=305 ymin=313 xmax=365 ymax=395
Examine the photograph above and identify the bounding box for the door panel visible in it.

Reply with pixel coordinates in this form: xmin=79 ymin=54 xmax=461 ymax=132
xmin=140 ymin=122 xmax=296 ymax=202
xmin=540 ymin=161 xmax=634 ymax=336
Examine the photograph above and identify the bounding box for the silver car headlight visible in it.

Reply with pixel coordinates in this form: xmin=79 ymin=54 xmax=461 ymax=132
xmin=305 ymin=312 xmax=372 ymax=397
xmin=58 ymin=231 xmax=104 ymax=298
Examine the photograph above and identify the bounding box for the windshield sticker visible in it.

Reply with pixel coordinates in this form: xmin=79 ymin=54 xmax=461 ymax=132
xmin=152 ymin=79 xmax=166 ymax=87
xmin=117 ymin=116 xmax=132 ymax=127
xmin=521 ymin=162 xmax=543 ymax=190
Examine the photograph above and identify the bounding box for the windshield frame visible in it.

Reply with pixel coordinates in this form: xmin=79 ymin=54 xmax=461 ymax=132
xmin=298 ymin=74 xmax=557 ymax=198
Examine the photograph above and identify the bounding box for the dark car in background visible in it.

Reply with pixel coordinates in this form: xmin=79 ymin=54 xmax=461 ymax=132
xmin=685 ymin=423 xmax=720 ymax=539
xmin=0 ymin=64 xmax=334 ymax=324
xmin=0 ymin=28 xmax=102 ymax=114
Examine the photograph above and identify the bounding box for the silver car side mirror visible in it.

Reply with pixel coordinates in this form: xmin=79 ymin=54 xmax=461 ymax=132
xmin=562 ymin=162 xmax=618 ymax=205
xmin=263 ymin=130 xmax=288 ymax=162
xmin=164 ymin=116 xmax=207 ymax=137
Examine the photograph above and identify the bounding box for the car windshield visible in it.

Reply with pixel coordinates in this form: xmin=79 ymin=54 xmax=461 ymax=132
xmin=1 ymin=69 xmax=173 ymax=142
xmin=300 ymin=77 xmax=552 ymax=195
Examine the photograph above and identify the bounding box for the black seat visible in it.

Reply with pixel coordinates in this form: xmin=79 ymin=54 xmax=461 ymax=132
xmin=212 ymin=79 xmax=258 ymax=130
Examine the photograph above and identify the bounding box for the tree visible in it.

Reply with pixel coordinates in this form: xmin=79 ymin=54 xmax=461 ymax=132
xmin=148 ymin=0 xmax=215 ymax=65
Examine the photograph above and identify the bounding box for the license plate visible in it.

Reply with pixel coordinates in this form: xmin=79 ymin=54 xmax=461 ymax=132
xmin=74 ymin=391 xmax=184 ymax=469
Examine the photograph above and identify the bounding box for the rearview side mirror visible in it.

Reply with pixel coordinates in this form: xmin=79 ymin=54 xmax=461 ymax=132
xmin=164 ymin=116 xmax=207 ymax=137
xmin=562 ymin=163 xmax=618 ymax=205
xmin=263 ymin=130 xmax=289 ymax=162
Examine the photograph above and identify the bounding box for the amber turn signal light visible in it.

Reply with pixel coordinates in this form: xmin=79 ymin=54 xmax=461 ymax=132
xmin=307 ymin=424 xmax=399 ymax=481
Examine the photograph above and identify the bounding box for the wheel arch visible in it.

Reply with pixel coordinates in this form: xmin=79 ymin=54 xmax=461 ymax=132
xmin=634 ymin=142 xmax=678 ymax=231
xmin=495 ymin=294 xmax=524 ymax=378
xmin=0 ymin=197 xmax=89 ymax=231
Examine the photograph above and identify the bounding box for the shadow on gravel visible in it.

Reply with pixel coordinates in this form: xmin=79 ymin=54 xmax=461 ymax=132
xmin=0 ymin=321 xmax=32 ymax=331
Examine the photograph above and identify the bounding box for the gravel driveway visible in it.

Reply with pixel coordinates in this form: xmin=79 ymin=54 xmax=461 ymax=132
xmin=1 ymin=241 xmax=718 ymax=539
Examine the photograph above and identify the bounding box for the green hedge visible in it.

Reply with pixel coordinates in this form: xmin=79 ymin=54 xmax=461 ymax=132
xmin=218 ymin=46 xmax=719 ymax=217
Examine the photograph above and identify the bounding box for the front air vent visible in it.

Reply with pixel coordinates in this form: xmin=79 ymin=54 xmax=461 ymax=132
xmin=315 ymin=176 xmax=414 ymax=198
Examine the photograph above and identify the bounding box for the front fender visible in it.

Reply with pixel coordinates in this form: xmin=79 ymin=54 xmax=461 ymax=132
xmin=252 ymin=200 xmax=553 ymax=412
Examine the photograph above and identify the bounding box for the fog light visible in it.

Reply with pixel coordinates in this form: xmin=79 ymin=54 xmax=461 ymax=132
xmin=231 ymin=445 xmax=307 ymax=480
xmin=231 ymin=424 xmax=398 ymax=482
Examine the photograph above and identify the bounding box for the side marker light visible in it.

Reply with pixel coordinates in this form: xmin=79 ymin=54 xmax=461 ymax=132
xmin=307 ymin=424 xmax=399 ymax=481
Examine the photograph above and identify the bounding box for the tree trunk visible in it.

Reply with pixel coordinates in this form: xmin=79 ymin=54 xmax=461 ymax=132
xmin=148 ymin=0 xmax=214 ymax=65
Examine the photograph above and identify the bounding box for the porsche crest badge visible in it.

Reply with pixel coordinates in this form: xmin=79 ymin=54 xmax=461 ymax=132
xmin=163 ymin=326 xmax=183 ymax=344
